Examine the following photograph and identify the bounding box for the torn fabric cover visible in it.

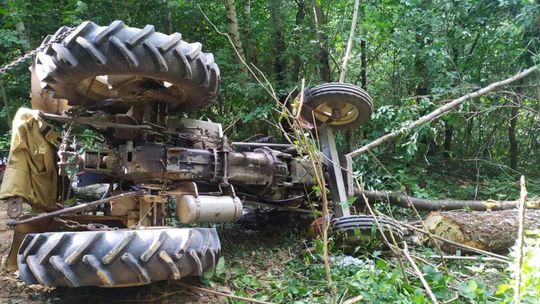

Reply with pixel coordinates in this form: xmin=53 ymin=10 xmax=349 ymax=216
xmin=0 ymin=108 xmax=59 ymax=212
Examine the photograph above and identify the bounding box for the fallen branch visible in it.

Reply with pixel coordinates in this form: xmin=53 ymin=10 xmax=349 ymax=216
xmin=342 ymin=294 xmax=363 ymax=304
xmin=402 ymin=242 xmax=439 ymax=304
xmin=427 ymin=255 xmax=507 ymax=263
xmin=347 ymin=65 xmax=539 ymax=158
xmin=354 ymin=189 xmax=539 ymax=211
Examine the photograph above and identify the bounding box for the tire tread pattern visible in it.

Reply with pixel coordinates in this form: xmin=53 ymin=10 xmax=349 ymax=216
xmin=35 ymin=21 xmax=220 ymax=112
xmin=17 ymin=228 xmax=220 ymax=287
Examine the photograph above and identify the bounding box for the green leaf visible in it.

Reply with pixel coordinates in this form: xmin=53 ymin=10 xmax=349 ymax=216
xmin=215 ymin=256 xmax=226 ymax=276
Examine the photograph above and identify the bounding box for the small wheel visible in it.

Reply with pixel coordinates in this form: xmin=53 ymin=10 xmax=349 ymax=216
xmin=301 ymin=83 xmax=373 ymax=130
xmin=331 ymin=215 xmax=403 ymax=251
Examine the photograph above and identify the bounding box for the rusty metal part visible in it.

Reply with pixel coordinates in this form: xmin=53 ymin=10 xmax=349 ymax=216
xmin=7 ymin=191 xmax=144 ymax=226
xmin=319 ymin=126 xmax=350 ymax=217
xmin=57 ymin=121 xmax=76 ymax=176
xmin=243 ymin=200 xmax=313 ymax=214
xmin=54 ymin=217 xmax=118 ymax=231
xmin=30 ymin=64 xmax=70 ymax=114
xmin=6 ymin=197 xmax=23 ymax=218
xmin=108 ymin=194 xmax=166 ymax=227
xmin=136 ymin=195 xmax=166 ymax=227
xmin=231 ymin=142 xmax=295 ymax=149
xmin=40 ymin=112 xmax=152 ymax=130
xmin=84 ymin=141 xmax=299 ymax=195
xmin=112 ymin=114 xmax=141 ymax=140
xmin=6 ymin=214 xmax=125 ymax=271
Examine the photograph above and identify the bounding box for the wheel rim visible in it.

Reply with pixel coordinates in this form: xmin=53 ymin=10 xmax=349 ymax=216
xmin=74 ymin=75 xmax=188 ymax=109
xmin=313 ymin=101 xmax=360 ymax=126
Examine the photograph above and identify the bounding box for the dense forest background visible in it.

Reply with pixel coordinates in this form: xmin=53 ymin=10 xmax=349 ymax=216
xmin=0 ymin=0 xmax=539 ymax=200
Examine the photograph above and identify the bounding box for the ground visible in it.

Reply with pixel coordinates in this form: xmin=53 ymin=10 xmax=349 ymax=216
xmin=0 ymin=202 xmax=519 ymax=303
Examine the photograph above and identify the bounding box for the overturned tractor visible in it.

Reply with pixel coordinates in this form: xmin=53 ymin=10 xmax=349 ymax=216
xmin=0 ymin=21 xmax=401 ymax=287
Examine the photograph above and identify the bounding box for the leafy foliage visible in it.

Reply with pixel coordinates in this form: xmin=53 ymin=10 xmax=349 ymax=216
xmin=0 ymin=0 xmax=539 ymax=302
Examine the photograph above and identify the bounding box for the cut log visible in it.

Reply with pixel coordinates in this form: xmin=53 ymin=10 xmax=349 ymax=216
xmin=355 ymin=189 xmax=540 ymax=211
xmin=424 ymin=210 xmax=540 ymax=253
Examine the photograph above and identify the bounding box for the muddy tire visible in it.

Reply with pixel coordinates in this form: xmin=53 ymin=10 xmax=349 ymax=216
xmin=17 ymin=228 xmax=220 ymax=287
xmin=301 ymin=82 xmax=373 ymax=130
xmin=34 ymin=21 xmax=219 ymax=112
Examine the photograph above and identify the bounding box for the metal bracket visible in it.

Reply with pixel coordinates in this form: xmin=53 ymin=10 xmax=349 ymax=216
xmin=6 ymin=197 xmax=23 ymax=218
xmin=318 ymin=126 xmax=350 ymax=217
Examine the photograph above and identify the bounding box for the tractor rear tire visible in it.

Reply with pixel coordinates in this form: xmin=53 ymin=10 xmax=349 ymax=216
xmin=34 ymin=21 xmax=219 ymax=112
xmin=17 ymin=228 xmax=220 ymax=287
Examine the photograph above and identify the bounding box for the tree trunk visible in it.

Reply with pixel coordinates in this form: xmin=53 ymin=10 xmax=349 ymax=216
xmin=15 ymin=21 xmax=32 ymax=52
xmin=360 ymin=38 xmax=367 ymax=88
xmin=0 ymin=80 xmax=11 ymax=128
xmin=443 ymin=123 xmax=453 ymax=158
xmin=268 ymin=0 xmax=287 ymax=88
xmin=340 ymin=0 xmax=361 ymax=153
xmin=312 ymin=0 xmax=331 ymax=82
xmin=242 ymin=0 xmax=253 ymax=63
xmin=424 ymin=210 xmax=540 ymax=253
xmin=354 ymin=189 xmax=540 ymax=211
xmin=292 ymin=0 xmax=306 ymax=82
xmin=508 ymin=86 xmax=522 ymax=170
xmin=224 ymin=0 xmax=247 ymax=65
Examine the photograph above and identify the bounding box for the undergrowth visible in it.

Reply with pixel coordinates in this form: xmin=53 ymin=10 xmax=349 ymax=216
xmin=208 ymin=222 xmax=537 ymax=304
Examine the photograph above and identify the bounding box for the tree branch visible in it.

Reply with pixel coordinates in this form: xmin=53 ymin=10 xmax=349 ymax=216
xmin=339 ymin=0 xmax=360 ymax=82
xmin=354 ymin=189 xmax=539 ymax=211
xmin=347 ymin=65 xmax=540 ymax=158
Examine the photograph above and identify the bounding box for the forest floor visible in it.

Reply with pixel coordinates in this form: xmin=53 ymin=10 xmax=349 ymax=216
xmin=0 ymin=204 xmax=515 ymax=303
xmin=0 ymin=162 xmax=536 ymax=303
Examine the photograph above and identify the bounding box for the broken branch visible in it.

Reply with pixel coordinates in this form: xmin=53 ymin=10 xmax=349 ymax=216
xmin=402 ymin=242 xmax=439 ymax=304
xmin=347 ymin=65 xmax=539 ymax=158
xmin=354 ymin=189 xmax=539 ymax=211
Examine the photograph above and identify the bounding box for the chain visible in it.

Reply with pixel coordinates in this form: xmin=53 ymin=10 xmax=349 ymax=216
xmin=0 ymin=28 xmax=75 ymax=75
xmin=54 ymin=217 xmax=118 ymax=231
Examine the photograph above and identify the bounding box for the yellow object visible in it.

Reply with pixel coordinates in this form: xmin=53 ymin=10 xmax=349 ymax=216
xmin=0 ymin=108 xmax=58 ymax=212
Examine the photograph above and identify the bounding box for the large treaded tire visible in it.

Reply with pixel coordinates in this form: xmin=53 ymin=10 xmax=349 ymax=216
xmin=301 ymin=82 xmax=373 ymax=130
xmin=35 ymin=21 xmax=219 ymax=112
xmin=17 ymin=228 xmax=220 ymax=287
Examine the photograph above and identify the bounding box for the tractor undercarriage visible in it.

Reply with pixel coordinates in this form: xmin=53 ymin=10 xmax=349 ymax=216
xmin=0 ymin=21 xmax=402 ymax=287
